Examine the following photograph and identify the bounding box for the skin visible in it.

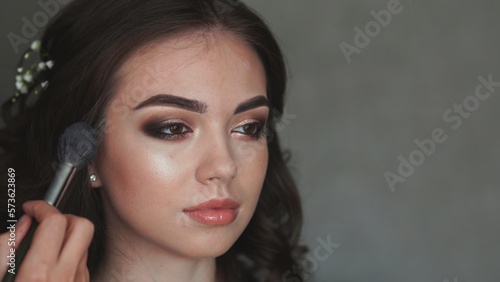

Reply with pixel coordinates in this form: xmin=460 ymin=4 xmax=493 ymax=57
xmin=92 ymin=31 xmax=269 ymax=281
xmin=0 ymin=31 xmax=269 ymax=282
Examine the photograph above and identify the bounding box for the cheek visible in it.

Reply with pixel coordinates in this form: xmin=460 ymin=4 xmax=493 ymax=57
xmin=97 ymin=133 xmax=186 ymax=213
xmin=234 ymin=138 xmax=268 ymax=171
xmin=234 ymin=140 xmax=268 ymax=199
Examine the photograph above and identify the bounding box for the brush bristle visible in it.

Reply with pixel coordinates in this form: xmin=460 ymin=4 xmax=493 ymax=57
xmin=57 ymin=122 xmax=99 ymax=169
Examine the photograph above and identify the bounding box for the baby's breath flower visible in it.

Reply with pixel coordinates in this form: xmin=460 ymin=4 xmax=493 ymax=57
xmin=37 ymin=62 xmax=46 ymax=71
xmin=31 ymin=40 xmax=41 ymax=51
xmin=19 ymin=85 xmax=28 ymax=94
xmin=15 ymin=80 xmax=26 ymax=93
xmin=23 ymin=72 xmax=33 ymax=83
xmin=15 ymin=81 xmax=24 ymax=91
xmin=11 ymin=40 xmax=54 ymax=103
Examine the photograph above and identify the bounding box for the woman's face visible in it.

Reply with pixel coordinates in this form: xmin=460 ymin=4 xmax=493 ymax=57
xmin=91 ymin=32 xmax=269 ymax=259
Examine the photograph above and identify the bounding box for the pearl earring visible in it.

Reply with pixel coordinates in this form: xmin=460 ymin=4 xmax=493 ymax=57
xmin=89 ymin=174 xmax=97 ymax=182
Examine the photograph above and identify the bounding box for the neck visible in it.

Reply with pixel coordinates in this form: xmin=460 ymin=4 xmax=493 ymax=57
xmin=92 ymin=227 xmax=218 ymax=282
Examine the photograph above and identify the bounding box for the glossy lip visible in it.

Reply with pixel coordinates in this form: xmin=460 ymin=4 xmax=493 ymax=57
xmin=184 ymin=198 xmax=240 ymax=211
xmin=183 ymin=198 xmax=240 ymax=225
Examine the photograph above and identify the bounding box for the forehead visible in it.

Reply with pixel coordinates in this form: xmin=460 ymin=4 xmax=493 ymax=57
xmin=113 ymin=31 xmax=267 ymax=110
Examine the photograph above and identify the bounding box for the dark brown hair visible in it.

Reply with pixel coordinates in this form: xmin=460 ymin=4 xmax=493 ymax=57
xmin=0 ymin=0 xmax=306 ymax=281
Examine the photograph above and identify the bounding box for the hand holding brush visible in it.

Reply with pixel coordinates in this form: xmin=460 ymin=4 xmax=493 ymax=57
xmin=0 ymin=122 xmax=99 ymax=281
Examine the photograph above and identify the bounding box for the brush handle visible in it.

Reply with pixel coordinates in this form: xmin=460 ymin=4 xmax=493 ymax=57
xmin=2 ymin=220 xmax=38 ymax=282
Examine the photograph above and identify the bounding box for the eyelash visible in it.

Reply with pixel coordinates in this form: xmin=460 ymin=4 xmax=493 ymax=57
xmin=144 ymin=121 xmax=267 ymax=141
xmin=233 ymin=122 xmax=267 ymax=140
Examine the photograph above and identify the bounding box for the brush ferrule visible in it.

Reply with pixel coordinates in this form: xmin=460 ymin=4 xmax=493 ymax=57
xmin=44 ymin=162 xmax=76 ymax=206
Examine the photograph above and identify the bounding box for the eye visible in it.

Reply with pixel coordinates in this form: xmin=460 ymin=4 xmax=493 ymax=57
xmin=144 ymin=121 xmax=192 ymax=140
xmin=163 ymin=124 xmax=186 ymax=135
xmin=233 ymin=122 xmax=266 ymax=140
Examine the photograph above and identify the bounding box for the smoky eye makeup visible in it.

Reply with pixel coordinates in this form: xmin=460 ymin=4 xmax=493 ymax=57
xmin=142 ymin=119 xmax=193 ymax=141
xmin=140 ymin=108 xmax=270 ymax=142
xmin=232 ymin=118 xmax=268 ymax=140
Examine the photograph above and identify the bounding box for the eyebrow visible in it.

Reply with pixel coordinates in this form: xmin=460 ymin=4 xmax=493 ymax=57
xmin=133 ymin=94 xmax=208 ymax=113
xmin=233 ymin=95 xmax=269 ymax=115
xmin=133 ymin=94 xmax=269 ymax=115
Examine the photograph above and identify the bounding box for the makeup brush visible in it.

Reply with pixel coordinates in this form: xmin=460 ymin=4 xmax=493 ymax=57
xmin=2 ymin=122 xmax=99 ymax=282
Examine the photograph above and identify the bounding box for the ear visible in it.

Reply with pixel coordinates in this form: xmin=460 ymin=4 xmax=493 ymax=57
xmin=87 ymin=162 xmax=103 ymax=188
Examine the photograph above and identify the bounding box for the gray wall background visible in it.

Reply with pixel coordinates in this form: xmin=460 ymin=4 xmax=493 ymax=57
xmin=1 ymin=1 xmax=499 ymax=281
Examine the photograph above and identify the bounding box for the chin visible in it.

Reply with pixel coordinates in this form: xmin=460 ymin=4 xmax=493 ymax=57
xmin=178 ymin=223 xmax=248 ymax=259
xmin=179 ymin=234 xmax=240 ymax=259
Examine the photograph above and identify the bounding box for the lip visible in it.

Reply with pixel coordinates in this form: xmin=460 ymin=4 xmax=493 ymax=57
xmin=183 ymin=198 xmax=240 ymax=226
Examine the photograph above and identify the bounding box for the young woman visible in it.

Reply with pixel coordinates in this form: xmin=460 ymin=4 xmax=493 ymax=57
xmin=0 ymin=0 xmax=306 ymax=281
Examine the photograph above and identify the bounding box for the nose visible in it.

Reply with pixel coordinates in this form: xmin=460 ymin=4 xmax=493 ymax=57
xmin=195 ymin=135 xmax=237 ymax=185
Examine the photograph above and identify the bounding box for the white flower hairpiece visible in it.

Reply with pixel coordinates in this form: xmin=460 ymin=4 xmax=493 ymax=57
xmin=11 ymin=40 xmax=53 ymax=103
xmin=31 ymin=40 xmax=41 ymax=51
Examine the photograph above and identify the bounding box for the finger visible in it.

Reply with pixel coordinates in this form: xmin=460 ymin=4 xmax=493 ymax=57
xmin=57 ymin=215 xmax=94 ymax=278
xmin=13 ymin=215 xmax=33 ymax=249
xmin=0 ymin=232 xmax=10 ymax=277
xmin=22 ymin=200 xmax=61 ymax=222
xmin=0 ymin=215 xmax=31 ymax=276
xmin=19 ymin=201 xmax=68 ymax=271
xmin=74 ymin=252 xmax=90 ymax=282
